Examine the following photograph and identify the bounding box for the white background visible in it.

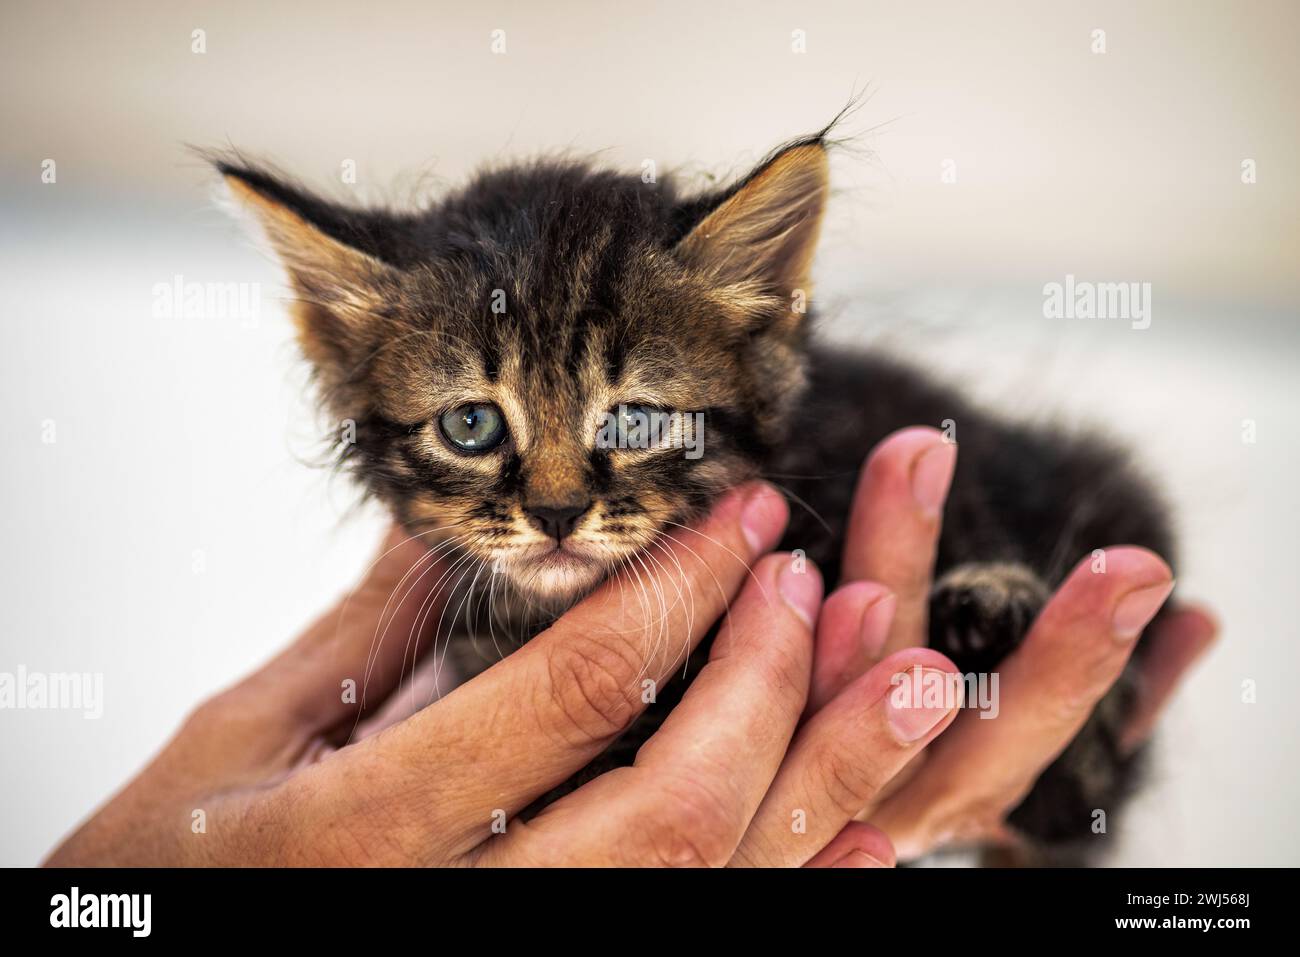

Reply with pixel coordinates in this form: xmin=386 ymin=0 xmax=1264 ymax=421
xmin=1 ymin=0 xmax=1296 ymax=866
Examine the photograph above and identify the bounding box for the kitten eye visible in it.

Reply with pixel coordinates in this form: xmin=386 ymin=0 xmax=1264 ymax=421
xmin=608 ymin=403 xmax=668 ymax=449
xmin=439 ymin=403 xmax=507 ymax=453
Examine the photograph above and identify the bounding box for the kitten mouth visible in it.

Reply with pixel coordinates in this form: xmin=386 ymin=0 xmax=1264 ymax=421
xmin=501 ymin=540 xmax=611 ymax=602
xmin=528 ymin=543 xmax=597 ymax=571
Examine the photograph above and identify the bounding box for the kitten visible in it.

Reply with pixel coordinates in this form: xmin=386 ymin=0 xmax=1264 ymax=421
xmin=215 ymin=127 xmax=1173 ymax=864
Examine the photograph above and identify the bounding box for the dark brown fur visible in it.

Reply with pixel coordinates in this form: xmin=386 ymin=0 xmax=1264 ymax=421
xmin=215 ymin=127 xmax=1174 ymax=864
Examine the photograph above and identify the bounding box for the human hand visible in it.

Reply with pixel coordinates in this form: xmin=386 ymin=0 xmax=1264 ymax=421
xmin=44 ymin=482 xmax=960 ymax=867
xmin=813 ymin=426 xmax=1217 ymax=859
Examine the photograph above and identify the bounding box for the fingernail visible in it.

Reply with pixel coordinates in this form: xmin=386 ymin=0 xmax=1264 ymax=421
xmin=778 ymin=560 xmax=823 ymax=628
xmin=911 ymin=442 xmax=957 ymax=515
xmin=1113 ymin=579 xmax=1175 ymax=640
xmin=832 ymin=849 xmax=890 ymax=868
xmin=886 ymin=668 xmax=959 ymax=743
xmin=740 ymin=484 xmax=785 ymax=556
xmin=859 ymin=592 xmax=896 ymax=660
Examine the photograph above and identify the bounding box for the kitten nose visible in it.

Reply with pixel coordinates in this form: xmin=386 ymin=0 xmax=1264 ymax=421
xmin=525 ymin=500 xmax=592 ymax=542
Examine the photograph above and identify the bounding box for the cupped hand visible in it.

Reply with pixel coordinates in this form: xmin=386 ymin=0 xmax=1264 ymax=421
xmin=815 ymin=426 xmax=1217 ymax=859
xmin=45 ymin=482 xmax=960 ymax=867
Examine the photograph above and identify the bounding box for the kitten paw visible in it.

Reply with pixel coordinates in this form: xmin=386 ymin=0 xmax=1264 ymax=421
xmin=928 ymin=562 xmax=1050 ymax=673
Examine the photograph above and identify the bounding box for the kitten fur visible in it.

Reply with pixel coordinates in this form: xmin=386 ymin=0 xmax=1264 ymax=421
xmin=214 ymin=125 xmax=1174 ymax=864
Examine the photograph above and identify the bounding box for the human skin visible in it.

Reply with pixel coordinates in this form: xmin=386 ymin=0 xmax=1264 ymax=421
xmin=44 ymin=430 xmax=1213 ymax=867
xmin=812 ymin=427 xmax=1217 ymax=859
xmin=43 ymin=481 xmax=952 ymax=867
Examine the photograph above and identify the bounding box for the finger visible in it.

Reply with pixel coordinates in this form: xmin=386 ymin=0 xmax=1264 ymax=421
xmin=217 ymin=524 xmax=455 ymax=740
xmin=732 ymin=648 xmax=961 ymax=867
xmin=351 ymin=651 xmax=463 ymax=742
xmin=870 ymin=547 xmax=1173 ymax=859
xmin=475 ymin=551 xmax=820 ymax=867
xmin=1120 ymin=604 xmax=1218 ymax=753
xmin=809 ymin=581 xmax=896 ymax=713
xmin=841 ymin=427 xmax=956 ymax=655
xmin=356 ymin=482 xmax=789 ymax=857
xmin=804 ymin=822 xmax=897 ymax=868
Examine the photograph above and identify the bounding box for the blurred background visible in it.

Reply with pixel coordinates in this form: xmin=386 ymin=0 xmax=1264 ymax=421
xmin=1 ymin=0 xmax=1296 ymax=866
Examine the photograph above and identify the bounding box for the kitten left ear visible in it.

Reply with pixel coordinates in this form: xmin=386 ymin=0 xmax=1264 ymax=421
xmin=674 ymin=140 xmax=829 ymax=311
xmin=216 ymin=161 xmax=402 ymax=367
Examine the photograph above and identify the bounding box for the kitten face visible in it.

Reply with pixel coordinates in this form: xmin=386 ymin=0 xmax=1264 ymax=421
xmin=360 ymin=258 xmax=768 ymax=601
xmin=218 ymin=139 xmax=829 ymax=606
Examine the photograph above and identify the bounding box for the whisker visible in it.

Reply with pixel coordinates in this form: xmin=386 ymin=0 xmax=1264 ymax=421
xmin=355 ymin=525 xmax=467 ymax=699
xmin=638 ymin=545 xmax=687 ymax=682
xmin=342 ymin=531 xmax=469 ymax=746
xmin=421 ymin=549 xmax=481 ymax=693
xmin=428 ymin=553 xmax=487 ymax=697
xmin=648 ymin=539 xmax=696 ymax=680
xmin=760 ymin=477 xmax=834 ymax=537
xmin=377 ymin=539 xmax=473 ymax=718
xmin=631 ymin=551 xmax=668 ymax=674
xmin=413 ymin=552 xmax=476 ymax=704
xmin=658 ymin=519 xmax=768 ymax=599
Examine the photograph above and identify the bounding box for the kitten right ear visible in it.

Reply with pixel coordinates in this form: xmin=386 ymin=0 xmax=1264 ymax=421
xmin=215 ymin=159 xmax=401 ymax=366
xmin=673 ymin=139 xmax=829 ymax=311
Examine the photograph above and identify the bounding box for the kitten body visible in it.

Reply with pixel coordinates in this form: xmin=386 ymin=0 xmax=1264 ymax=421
xmin=774 ymin=346 xmax=1170 ymax=857
xmin=530 ymin=344 xmax=1171 ymax=859
xmin=216 ymin=129 xmax=1174 ymax=863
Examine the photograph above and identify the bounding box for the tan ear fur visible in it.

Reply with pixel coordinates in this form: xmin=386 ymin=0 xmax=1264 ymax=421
xmin=675 ymin=144 xmax=829 ymax=305
xmin=222 ymin=174 xmax=396 ymax=363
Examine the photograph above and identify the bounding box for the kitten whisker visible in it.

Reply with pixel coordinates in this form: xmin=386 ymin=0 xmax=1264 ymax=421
xmin=352 ymin=524 xmax=467 ymax=696
xmin=638 ymin=545 xmax=687 ymax=683
xmin=423 ymin=550 xmax=483 ymax=694
xmin=436 ymin=551 xmax=489 ymax=662
xmin=344 ymin=531 xmax=469 ymax=747
xmin=397 ymin=548 xmax=472 ymax=718
xmin=658 ymin=520 xmax=768 ymax=600
xmin=427 ymin=556 xmax=490 ymax=711
xmin=760 ymin=477 xmax=834 ymax=537
xmin=648 ymin=539 xmax=696 ymax=681
xmin=458 ymin=557 xmax=491 ymax=665
xmin=375 ymin=537 xmax=473 ymax=716
xmin=655 ymin=527 xmax=760 ymax=676
xmin=631 ymin=550 xmax=670 ymax=676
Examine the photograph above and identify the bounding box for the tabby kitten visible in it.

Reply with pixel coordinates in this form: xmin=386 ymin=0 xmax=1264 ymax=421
xmin=216 ymin=129 xmax=1173 ymax=863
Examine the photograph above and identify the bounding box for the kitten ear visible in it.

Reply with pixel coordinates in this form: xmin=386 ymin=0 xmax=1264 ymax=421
xmin=216 ymin=160 xmax=401 ymax=366
xmin=674 ymin=140 xmax=829 ymax=309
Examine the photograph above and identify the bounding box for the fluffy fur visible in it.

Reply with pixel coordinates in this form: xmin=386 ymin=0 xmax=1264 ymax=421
xmin=215 ymin=127 xmax=1174 ymax=863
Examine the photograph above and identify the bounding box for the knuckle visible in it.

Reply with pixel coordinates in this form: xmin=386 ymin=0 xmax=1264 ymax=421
xmin=810 ymin=736 xmax=892 ymax=821
xmin=1079 ymin=647 xmax=1126 ymax=696
xmin=642 ymin=780 xmax=741 ymax=867
xmin=183 ymin=685 xmax=286 ymax=741
xmin=541 ymin=629 xmax=644 ymax=747
xmin=754 ymin=634 xmax=811 ymax=714
xmin=181 ymin=690 xmax=238 ymax=736
xmin=266 ymin=768 xmax=424 ymax=866
xmin=1041 ymin=655 xmax=1119 ymax=725
xmin=932 ymin=792 xmax=1015 ymax=848
xmin=1028 ymin=682 xmax=1089 ymax=731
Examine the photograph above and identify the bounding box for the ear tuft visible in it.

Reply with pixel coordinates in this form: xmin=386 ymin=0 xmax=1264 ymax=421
xmin=220 ymin=171 xmax=386 ymax=302
xmin=211 ymin=154 xmax=401 ymax=366
xmin=674 ymin=141 xmax=829 ymax=307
